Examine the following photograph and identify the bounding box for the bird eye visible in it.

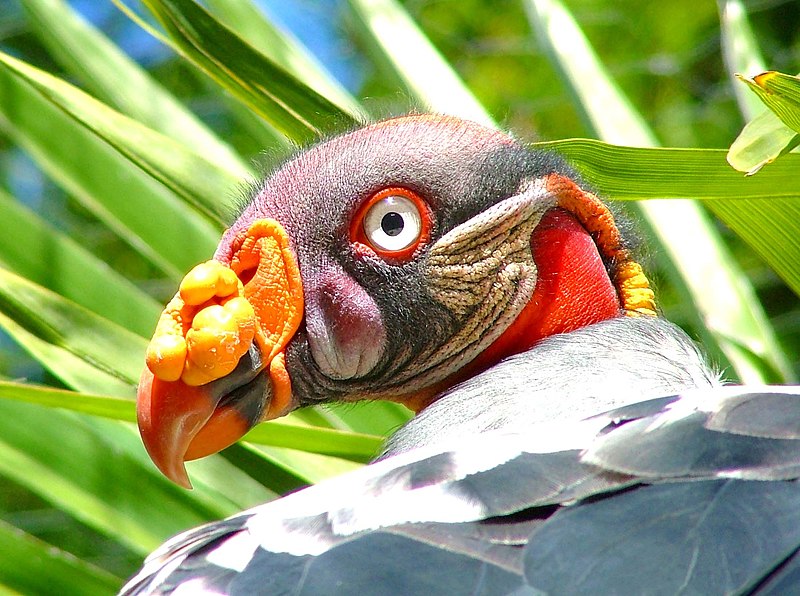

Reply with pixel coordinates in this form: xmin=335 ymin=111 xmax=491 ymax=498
xmin=363 ymin=195 xmax=421 ymax=252
xmin=350 ymin=187 xmax=432 ymax=262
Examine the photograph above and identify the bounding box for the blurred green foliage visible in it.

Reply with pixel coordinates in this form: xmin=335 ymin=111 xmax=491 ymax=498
xmin=0 ymin=0 xmax=798 ymax=591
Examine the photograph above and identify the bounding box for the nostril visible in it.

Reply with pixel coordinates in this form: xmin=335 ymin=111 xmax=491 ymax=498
xmin=238 ymin=266 xmax=256 ymax=287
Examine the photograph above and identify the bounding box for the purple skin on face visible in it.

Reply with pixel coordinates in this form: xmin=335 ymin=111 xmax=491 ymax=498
xmin=209 ymin=115 xmax=537 ymax=407
xmin=137 ymin=115 xmax=617 ymax=487
xmin=304 ymin=265 xmax=386 ymax=380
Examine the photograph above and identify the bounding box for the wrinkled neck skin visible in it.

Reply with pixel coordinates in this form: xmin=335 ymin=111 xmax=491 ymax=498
xmin=379 ymin=316 xmax=721 ymax=459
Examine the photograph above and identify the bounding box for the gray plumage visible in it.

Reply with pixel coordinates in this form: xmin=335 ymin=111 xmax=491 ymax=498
xmin=123 ymin=317 xmax=800 ymax=596
xmin=382 ymin=316 xmax=720 ymax=457
xmin=122 ymin=380 xmax=800 ymax=595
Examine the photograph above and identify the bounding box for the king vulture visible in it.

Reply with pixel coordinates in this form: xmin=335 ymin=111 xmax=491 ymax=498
xmin=122 ymin=115 xmax=800 ymax=595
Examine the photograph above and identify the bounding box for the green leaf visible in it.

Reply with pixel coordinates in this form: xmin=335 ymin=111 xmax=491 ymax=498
xmin=346 ymin=0 xmax=493 ymax=125
xmin=0 ymin=381 xmax=382 ymax=462
xmin=728 ymin=71 xmax=800 ymax=175
xmin=0 ymin=399 xmax=243 ymax=554
xmin=726 ymin=111 xmax=800 ymax=175
xmin=244 ymin=419 xmax=382 ymax=463
xmin=721 ymin=5 xmax=798 ymax=176
xmin=235 ymin=443 xmax=361 ymax=485
xmin=718 ymin=0 xmax=767 ymax=120
xmin=204 ymin=0 xmax=362 ymax=117
xmin=0 ymin=50 xmax=241 ymax=227
xmin=134 ymin=0 xmax=360 ymax=143
xmin=538 ymin=141 xmax=800 ymax=201
xmin=524 ymin=0 xmax=792 ymax=383
xmin=22 ymin=0 xmax=249 ymax=178
xmin=0 ymin=268 xmax=145 ymax=393
xmin=524 ymin=0 xmax=654 ymax=146
xmin=0 ymin=188 xmax=160 ymax=337
xmin=324 ymin=400 xmax=412 ymax=437
xmin=0 ymin=381 xmax=136 ymax=422
xmin=737 ymin=71 xmax=800 ymax=133
xmin=0 ymin=309 xmax=135 ymax=396
xmin=0 ymin=518 xmax=121 ymax=595
xmin=0 ymin=53 xmax=215 ymax=278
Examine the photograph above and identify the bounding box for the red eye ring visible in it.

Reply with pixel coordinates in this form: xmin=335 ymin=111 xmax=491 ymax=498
xmin=349 ymin=187 xmax=433 ymax=263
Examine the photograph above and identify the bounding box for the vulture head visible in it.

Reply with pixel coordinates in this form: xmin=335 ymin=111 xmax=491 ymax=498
xmin=137 ymin=114 xmax=656 ymax=487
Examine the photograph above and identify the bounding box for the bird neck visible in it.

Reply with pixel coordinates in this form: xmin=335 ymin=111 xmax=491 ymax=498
xmin=404 ymin=208 xmax=625 ymax=413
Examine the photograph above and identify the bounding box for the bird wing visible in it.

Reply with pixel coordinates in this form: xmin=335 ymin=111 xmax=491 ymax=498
xmin=121 ymin=386 xmax=800 ymax=595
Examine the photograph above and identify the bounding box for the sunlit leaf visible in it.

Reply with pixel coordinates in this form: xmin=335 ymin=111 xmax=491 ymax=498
xmin=0 ymin=189 xmax=160 ymax=337
xmin=726 ymin=112 xmax=800 ymax=175
xmin=738 ymin=71 xmax=800 ymax=133
xmin=538 ymin=141 xmax=800 ymax=201
xmin=22 ymin=0 xmax=250 ymax=178
xmin=728 ymin=71 xmax=800 ymax=175
xmin=0 ymin=309 xmax=135 ymax=396
xmin=234 ymin=443 xmax=362 ymax=486
xmin=0 ymin=381 xmax=135 ymax=421
xmin=134 ymin=0 xmax=360 ymax=142
xmin=0 ymin=381 xmax=382 ymax=462
xmin=718 ymin=0 xmax=767 ymax=120
xmin=0 ymin=54 xmax=214 ymax=278
xmin=0 ymin=399 xmax=243 ymax=554
xmin=718 ymin=3 xmax=800 ymax=178
xmin=0 ymin=268 xmax=145 ymax=393
xmin=0 ymin=50 xmax=241 ymax=227
xmin=204 ymin=0 xmax=361 ymax=116
xmin=347 ymin=0 xmax=493 ymax=125
xmin=243 ymin=419 xmax=382 ymax=463
xmin=524 ymin=0 xmax=654 ymax=146
xmin=325 ymin=400 xmax=412 ymax=437
xmin=0 ymin=519 xmax=121 ymax=595
xmin=524 ymin=0 xmax=793 ymax=383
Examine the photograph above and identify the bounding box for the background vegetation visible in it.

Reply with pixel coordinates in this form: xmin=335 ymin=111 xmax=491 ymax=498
xmin=0 ymin=0 xmax=798 ymax=592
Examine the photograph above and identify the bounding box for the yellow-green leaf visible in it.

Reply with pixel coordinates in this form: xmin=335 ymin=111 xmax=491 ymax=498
xmin=0 ymin=188 xmax=160 ymax=337
xmin=0 ymin=53 xmax=215 ymax=278
xmin=22 ymin=0 xmax=249 ymax=178
xmin=0 ymin=268 xmax=145 ymax=393
xmin=728 ymin=71 xmax=800 ymax=175
xmin=738 ymin=71 xmax=800 ymax=133
xmin=0 ymin=519 xmax=121 ymax=595
xmin=135 ymin=0 xmax=361 ymax=143
xmin=0 ymin=381 xmax=382 ymax=462
xmin=0 ymin=50 xmax=241 ymax=228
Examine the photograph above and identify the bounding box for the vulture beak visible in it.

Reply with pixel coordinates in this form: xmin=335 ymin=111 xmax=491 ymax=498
xmin=137 ymin=219 xmax=303 ymax=488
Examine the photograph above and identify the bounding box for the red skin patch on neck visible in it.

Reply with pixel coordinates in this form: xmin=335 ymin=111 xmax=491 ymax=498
xmin=511 ymin=208 xmax=621 ymax=338
xmin=404 ymin=208 xmax=622 ymax=413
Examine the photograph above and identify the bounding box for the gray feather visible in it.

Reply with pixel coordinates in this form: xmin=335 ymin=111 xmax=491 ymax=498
xmin=382 ymin=316 xmax=719 ymax=457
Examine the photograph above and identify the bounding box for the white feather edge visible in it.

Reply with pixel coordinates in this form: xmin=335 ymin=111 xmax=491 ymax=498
xmin=243 ymin=414 xmax=612 ymax=555
xmin=132 ymin=385 xmax=800 ymax=570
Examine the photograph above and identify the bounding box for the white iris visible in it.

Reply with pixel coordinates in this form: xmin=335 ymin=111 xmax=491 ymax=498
xmin=363 ymin=195 xmax=422 ymax=252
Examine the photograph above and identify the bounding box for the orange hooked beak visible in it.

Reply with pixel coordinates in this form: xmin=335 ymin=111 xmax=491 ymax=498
xmin=136 ymin=220 xmax=303 ymax=488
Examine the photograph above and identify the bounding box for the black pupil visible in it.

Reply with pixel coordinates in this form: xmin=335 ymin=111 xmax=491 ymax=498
xmin=381 ymin=212 xmax=404 ymax=237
